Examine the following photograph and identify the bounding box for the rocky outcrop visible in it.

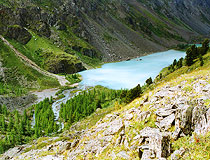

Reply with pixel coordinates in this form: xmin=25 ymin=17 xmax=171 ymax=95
xmin=5 ymin=25 xmax=32 ymax=44
xmin=42 ymin=51 xmax=86 ymax=74
xmin=35 ymin=22 xmax=51 ymax=38
xmin=139 ymin=127 xmax=171 ymax=159
xmin=0 ymin=94 xmax=37 ymax=113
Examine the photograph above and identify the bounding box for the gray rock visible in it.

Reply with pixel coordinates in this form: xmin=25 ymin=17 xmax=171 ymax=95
xmin=157 ymin=114 xmax=175 ymax=131
xmin=1 ymin=146 xmax=25 ymax=160
xmin=155 ymin=108 xmax=176 ymax=117
xmin=171 ymin=148 xmax=186 ymax=160
xmin=176 ymin=105 xmax=194 ymax=135
xmin=71 ymin=139 xmax=79 ymax=148
xmin=117 ymin=151 xmax=130 ymax=159
xmin=104 ymin=118 xmax=124 ymax=135
xmin=137 ymin=111 xmax=151 ymax=122
xmin=192 ymin=105 xmax=207 ymax=135
xmin=172 ymin=118 xmax=181 ymax=140
xmin=124 ymin=113 xmax=134 ymax=120
xmin=139 ymin=127 xmax=171 ymax=159
xmin=202 ymin=84 xmax=210 ymax=92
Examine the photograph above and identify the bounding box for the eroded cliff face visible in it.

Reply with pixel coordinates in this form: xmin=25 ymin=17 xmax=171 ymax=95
xmin=0 ymin=0 xmax=209 ymax=62
xmin=134 ymin=0 xmax=210 ymax=35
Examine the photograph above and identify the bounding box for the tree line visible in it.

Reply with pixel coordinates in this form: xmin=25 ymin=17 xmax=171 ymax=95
xmin=186 ymin=39 xmax=209 ymax=66
xmin=59 ymin=86 xmax=122 ymax=127
xmin=0 ymin=98 xmax=58 ymax=154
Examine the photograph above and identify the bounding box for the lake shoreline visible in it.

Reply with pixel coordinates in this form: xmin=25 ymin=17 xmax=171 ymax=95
xmin=79 ymin=50 xmax=186 ymax=90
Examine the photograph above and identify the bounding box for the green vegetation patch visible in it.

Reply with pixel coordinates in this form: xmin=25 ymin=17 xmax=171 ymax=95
xmin=65 ymin=73 xmax=82 ymax=85
xmin=172 ymin=133 xmax=210 ymax=159
xmin=0 ymin=97 xmax=61 ymax=154
xmin=0 ymin=39 xmax=59 ymax=96
xmin=60 ymin=86 xmax=123 ymax=128
xmin=8 ymin=32 xmax=81 ymax=73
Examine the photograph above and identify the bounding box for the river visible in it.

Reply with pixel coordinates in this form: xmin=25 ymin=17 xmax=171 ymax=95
xmin=79 ymin=50 xmax=186 ymax=89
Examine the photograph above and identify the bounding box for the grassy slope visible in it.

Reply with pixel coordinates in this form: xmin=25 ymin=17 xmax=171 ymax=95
xmin=0 ymin=38 xmax=59 ymax=95
xmin=158 ymin=51 xmax=210 ymax=84
xmin=14 ymin=51 xmax=210 ymax=159
xmin=8 ymin=32 xmax=81 ymax=70
xmin=96 ymin=52 xmax=210 ymax=159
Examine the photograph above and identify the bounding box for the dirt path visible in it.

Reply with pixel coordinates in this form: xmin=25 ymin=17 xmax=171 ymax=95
xmin=0 ymin=35 xmax=69 ymax=86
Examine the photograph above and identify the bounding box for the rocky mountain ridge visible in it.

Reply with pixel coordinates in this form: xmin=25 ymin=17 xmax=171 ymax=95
xmin=2 ymin=64 xmax=210 ymax=159
xmin=1 ymin=0 xmax=210 ymax=64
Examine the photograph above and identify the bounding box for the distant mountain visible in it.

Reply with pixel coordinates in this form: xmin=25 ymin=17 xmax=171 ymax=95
xmin=0 ymin=0 xmax=210 ymax=64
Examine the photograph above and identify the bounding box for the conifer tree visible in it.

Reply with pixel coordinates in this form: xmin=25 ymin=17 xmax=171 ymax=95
xmin=146 ymin=77 xmax=153 ymax=86
xmin=201 ymin=39 xmax=209 ymax=55
xmin=199 ymin=55 xmax=204 ymax=66
xmin=186 ymin=47 xmax=194 ymax=66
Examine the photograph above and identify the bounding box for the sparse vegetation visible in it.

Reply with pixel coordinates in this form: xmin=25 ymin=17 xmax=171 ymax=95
xmin=172 ymin=133 xmax=210 ymax=159
xmin=65 ymin=74 xmax=82 ymax=85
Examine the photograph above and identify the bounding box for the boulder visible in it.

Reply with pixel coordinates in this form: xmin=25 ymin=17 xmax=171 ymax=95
xmin=82 ymin=48 xmax=98 ymax=58
xmin=155 ymin=108 xmax=176 ymax=117
xmin=154 ymin=90 xmax=174 ymax=99
xmin=1 ymin=146 xmax=24 ymax=160
xmin=104 ymin=118 xmax=124 ymax=135
xmin=6 ymin=25 xmax=32 ymax=44
xmin=139 ymin=127 xmax=171 ymax=159
xmin=156 ymin=114 xmax=175 ymax=131
xmin=202 ymin=84 xmax=210 ymax=92
xmin=192 ymin=105 xmax=208 ymax=135
xmin=43 ymin=51 xmax=86 ymax=74
xmin=137 ymin=111 xmax=151 ymax=122
xmin=176 ymin=105 xmax=194 ymax=135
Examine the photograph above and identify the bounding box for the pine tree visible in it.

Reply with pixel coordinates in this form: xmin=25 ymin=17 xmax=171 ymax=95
xmin=173 ymin=59 xmax=177 ymax=66
xmin=185 ymin=47 xmax=194 ymax=66
xmin=177 ymin=58 xmax=183 ymax=68
xmin=146 ymin=77 xmax=153 ymax=86
xmin=201 ymin=39 xmax=209 ymax=55
xmin=159 ymin=73 xmax=162 ymax=79
xmin=125 ymin=84 xmax=142 ymax=103
xmin=7 ymin=115 xmax=13 ymax=132
xmin=191 ymin=44 xmax=198 ymax=59
xmin=199 ymin=55 xmax=204 ymax=66
xmin=0 ymin=105 xmax=2 ymax=114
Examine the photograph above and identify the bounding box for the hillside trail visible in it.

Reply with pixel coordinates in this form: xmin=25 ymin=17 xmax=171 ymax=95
xmin=0 ymin=35 xmax=69 ymax=86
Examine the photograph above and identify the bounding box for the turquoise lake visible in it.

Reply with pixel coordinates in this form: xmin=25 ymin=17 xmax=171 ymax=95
xmin=79 ymin=50 xmax=186 ymax=90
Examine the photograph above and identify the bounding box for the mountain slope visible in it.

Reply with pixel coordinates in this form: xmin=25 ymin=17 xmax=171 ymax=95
xmin=0 ymin=35 xmax=68 ymax=86
xmin=2 ymin=51 xmax=210 ymax=160
xmin=0 ymin=0 xmax=209 ymax=63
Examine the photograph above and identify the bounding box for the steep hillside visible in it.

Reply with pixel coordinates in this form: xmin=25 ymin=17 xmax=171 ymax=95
xmin=2 ymin=51 xmax=210 ymax=159
xmin=0 ymin=36 xmax=62 ymax=111
xmin=0 ymin=0 xmax=209 ymax=64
